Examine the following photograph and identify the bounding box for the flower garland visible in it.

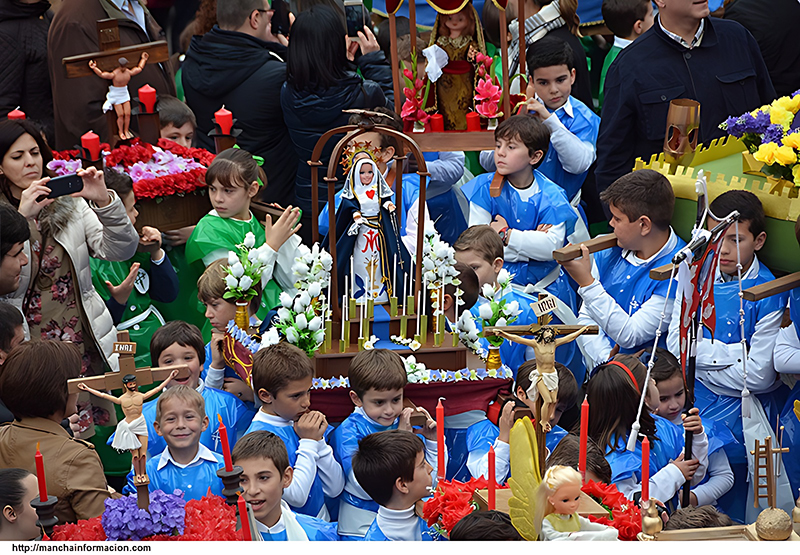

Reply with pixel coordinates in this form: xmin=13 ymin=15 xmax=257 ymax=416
xmin=50 ymin=493 xmax=241 ymax=541
xmin=720 ymin=90 xmax=800 ymax=185
xmin=390 ymin=334 xmax=422 ymax=352
xmin=423 ymin=477 xmax=508 ymax=536
xmin=477 ymin=269 xmax=521 ymax=347
xmin=311 ymin=362 xmax=513 ymax=390
xmin=581 ymin=480 xmax=642 ymax=541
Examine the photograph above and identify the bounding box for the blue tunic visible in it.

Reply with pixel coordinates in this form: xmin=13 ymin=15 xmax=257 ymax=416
xmin=122 ymin=448 xmax=225 ymax=500
xmin=537 ymin=97 xmax=600 ymax=202
xmin=604 ymin=415 xmax=684 ymax=484
xmin=259 ymin=512 xmax=340 ymax=541
xmin=780 ymin=289 xmax=800 ymax=499
xmin=246 ymin=418 xmax=334 ymax=518
xmin=141 ymin=384 xmax=252 ymax=458
xmin=592 ymin=237 xmax=686 ymax=354
xmin=363 ymin=517 xmax=436 ymax=541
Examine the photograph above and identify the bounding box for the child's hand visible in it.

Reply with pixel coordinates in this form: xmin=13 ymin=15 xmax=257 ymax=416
xmin=104 ymin=262 xmax=140 ymax=306
xmin=209 ymin=331 xmax=225 ymax=368
xmin=139 ymin=226 xmax=164 ymax=260
xmin=536 ymin=223 xmax=553 ymax=232
xmin=294 ymin=411 xmax=326 ymax=441
xmin=163 ymin=225 xmax=195 ymax=246
xmin=559 ymin=243 xmax=595 ymax=288
xmin=223 ymin=377 xmax=253 ymax=401
xmin=497 ymin=401 xmax=514 ymax=444
xmin=265 ymin=206 xmax=301 ymax=251
xmin=416 ymin=406 xmax=436 ymax=441
xmin=397 ymin=407 xmax=414 ymax=432
xmin=489 ymin=214 xmax=508 ymax=234
xmin=671 ymin=453 xmax=700 ymax=481
xmin=681 ymin=407 xmax=704 ymax=435
xmin=525 ymin=97 xmax=551 ymax=121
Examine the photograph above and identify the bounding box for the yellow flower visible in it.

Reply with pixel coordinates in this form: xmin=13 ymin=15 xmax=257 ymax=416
xmin=770 ymin=106 xmax=794 ymax=128
xmin=754 ymin=142 xmax=779 ymax=165
xmin=774 ymin=145 xmax=797 ymax=166
xmin=783 ymin=133 xmax=800 ymax=149
xmin=773 ymin=95 xmax=800 ymax=115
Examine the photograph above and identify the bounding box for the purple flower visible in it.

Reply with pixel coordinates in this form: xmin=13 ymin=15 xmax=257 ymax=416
xmin=762 ymin=123 xmax=785 ymax=145
xmin=793 ymin=89 xmax=800 ymax=98
xmin=47 ymin=159 xmax=67 ymax=175
xmin=102 ymin=490 xmax=185 ymax=540
xmin=753 ymin=110 xmax=772 ymax=133
xmin=724 ymin=116 xmax=745 ymax=137
xmin=152 ymin=150 xmax=176 ymax=165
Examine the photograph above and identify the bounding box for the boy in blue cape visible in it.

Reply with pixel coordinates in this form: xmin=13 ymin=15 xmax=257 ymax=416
xmin=245 ymin=342 xmax=344 ymax=520
xmin=123 ymin=386 xmax=225 ymax=500
xmin=353 ymin=430 xmax=437 ymax=541
xmin=234 ymin=430 xmax=339 ymax=541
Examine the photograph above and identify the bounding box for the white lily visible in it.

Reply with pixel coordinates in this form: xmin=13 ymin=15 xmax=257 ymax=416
xmin=225 ymin=275 xmax=239 ymax=289
xmin=481 ymin=283 xmax=495 ymax=299
xmin=277 ymin=307 xmax=292 ymax=322
xmin=308 ymin=316 xmax=322 ymax=332
xmin=295 ymin=313 xmax=308 ymax=330
xmin=496 ymin=317 xmax=507 ymax=328
xmin=312 ymin=329 xmax=325 ymax=345
xmin=286 ymin=327 xmax=300 ymax=343
xmin=478 ymin=302 xmax=494 ymax=321
xmin=238 ymin=275 xmax=253 ymax=291
xmin=227 ymin=251 xmax=239 ymax=266
xmin=243 ymin=232 xmax=256 ymax=248
xmin=231 ymin=262 xmax=245 ymax=278
xmin=308 ymin=282 xmax=322 ymax=298
xmin=279 ymin=291 xmax=294 ymax=308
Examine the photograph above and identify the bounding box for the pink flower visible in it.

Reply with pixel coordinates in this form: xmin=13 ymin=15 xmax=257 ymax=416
xmin=414 ymin=78 xmax=424 ymax=91
xmin=401 ymin=98 xmax=419 ymax=119
xmin=403 ymin=68 xmax=414 ymax=81
xmin=403 ymin=87 xmax=416 ymax=100
xmin=475 ymin=77 xmax=501 ymax=104
xmin=416 ymin=110 xmax=430 ymax=124
xmin=475 ymin=101 xmax=502 ymax=118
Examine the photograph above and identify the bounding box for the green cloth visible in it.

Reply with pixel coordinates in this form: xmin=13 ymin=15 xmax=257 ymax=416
xmin=90 ymin=253 xmax=163 ymax=368
xmin=186 ymin=212 xmax=282 ymax=337
xmin=598 ymin=44 xmax=623 ymax=110
xmin=545 ymin=512 xmax=582 ymax=533
xmin=152 ymin=244 xmax=207 ymax=331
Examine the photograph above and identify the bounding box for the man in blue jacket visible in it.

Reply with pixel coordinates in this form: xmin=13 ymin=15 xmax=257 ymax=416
xmin=595 ymin=0 xmax=775 ymax=196
xmin=182 ymin=0 xmax=298 ymax=208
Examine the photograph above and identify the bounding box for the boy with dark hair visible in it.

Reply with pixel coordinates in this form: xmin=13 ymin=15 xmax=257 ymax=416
xmin=466 ymin=116 xmax=580 ymax=331
xmin=353 ymin=430 xmax=436 ymax=541
xmin=333 ymin=349 xmax=440 ymax=539
xmin=123 ymin=386 xmax=225 ymax=500
xmin=599 ymin=0 xmax=655 ymax=107
xmin=449 ymin=510 xmax=524 ymax=541
xmin=0 ymin=303 xmax=24 ymax=364
xmin=546 ymin=434 xmax=613 ymax=485
xmin=90 ymin=168 xmax=179 ymax=367
xmin=0 ymin=203 xmax=29 ymax=298
xmin=561 ymin=169 xmax=685 ymax=369
xmin=663 ymin=504 xmax=734 ymax=530
xmin=137 ymin=320 xmax=251 ymax=458
xmin=233 ymin=431 xmax=339 ymax=541
xmin=245 ymin=342 xmax=344 ymax=520
xmin=157 ymin=95 xmax=197 ymax=148
xmin=454 ymin=225 xmax=582 ymax=380
xmin=668 ymin=189 xmax=788 ymax=522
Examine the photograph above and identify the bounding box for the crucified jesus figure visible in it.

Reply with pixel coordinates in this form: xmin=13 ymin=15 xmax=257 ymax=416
xmin=88 ymin=52 xmax=149 ymax=140
xmin=497 ymin=326 xmax=589 ymax=432
xmin=77 ymin=369 xmax=177 ymax=484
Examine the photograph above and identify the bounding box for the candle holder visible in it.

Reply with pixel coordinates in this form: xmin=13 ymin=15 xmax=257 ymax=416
xmin=389 ymin=296 xmax=398 ymax=317
xmin=367 ymin=299 xmax=374 ymax=320
xmin=357 ymin=337 xmax=365 ymax=351
xmin=406 ymin=296 xmax=415 ymax=315
xmin=399 ymin=315 xmax=408 ymax=339
xmin=433 ymin=332 xmax=442 ymax=347
xmin=324 ymin=319 xmax=333 ymax=350
xmin=208 ymin=119 xmax=242 ymax=154
xmin=134 ymin=89 xmax=161 ymax=145
xmin=348 ymin=298 xmax=357 ymax=321
xmin=452 ymin=331 xmax=459 ymax=347
xmin=413 ymin=333 xmax=421 ymax=345
xmin=78 ymin=146 xmax=103 ymax=171
xmin=419 ymin=315 xmax=428 ymax=344
xmin=217 ymin=466 xmax=244 ymax=506
xmin=30 ymin=495 xmax=58 ymax=538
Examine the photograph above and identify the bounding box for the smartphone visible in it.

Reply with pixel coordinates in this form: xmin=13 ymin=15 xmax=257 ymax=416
xmin=47 ymin=173 xmax=83 ymax=199
xmin=344 ymin=0 xmax=366 ymax=39
xmin=270 ymin=0 xmax=291 ymax=37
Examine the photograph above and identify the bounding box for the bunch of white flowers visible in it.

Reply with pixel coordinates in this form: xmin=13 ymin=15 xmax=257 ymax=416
xmin=291 ymin=242 xmax=333 ymax=293
xmin=421 ymin=229 xmax=462 ymax=317
xmin=455 ymin=311 xmax=483 ymax=355
xmin=223 ymin=232 xmax=277 ymax=301
xmin=477 ymin=269 xmax=522 ymax=347
xmin=402 ymin=355 xmax=430 ymax=384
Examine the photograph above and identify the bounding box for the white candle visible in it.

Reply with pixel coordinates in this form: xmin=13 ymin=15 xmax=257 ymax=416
xmin=440 ymin=279 xmax=445 ymax=321
xmin=326 ymin=275 xmax=332 ymax=319
xmin=416 ymin=279 xmax=423 ymax=335
xmin=350 ymin=258 xmax=355 ymax=300
xmin=454 ymin=287 xmax=460 ymax=328
xmin=344 ymin=275 xmax=349 ymax=308
xmin=393 ymin=254 xmax=397 ymax=298
xmin=341 ymin=293 xmax=347 ymax=341
xmin=403 ymin=271 xmax=408 ymax=315
xmin=359 ymin=288 xmax=364 ymax=339
xmin=409 ymin=258 xmax=414 ymax=300
xmin=422 ymin=276 xmax=428 ymax=317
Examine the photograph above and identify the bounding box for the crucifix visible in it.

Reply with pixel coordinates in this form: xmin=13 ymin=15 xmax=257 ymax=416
xmin=67 ymin=331 xmax=189 ymax=510
xmin=484 ymin=296 xmax=597 ymax=474
xmin=61 ymin=19 xmax=169 ymax=146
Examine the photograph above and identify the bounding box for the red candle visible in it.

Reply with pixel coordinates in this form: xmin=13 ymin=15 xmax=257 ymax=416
xmin=237 ymin=494 xmax=252 ymax=541
xmin=430 ymin=114 xmax=444 ymax=133
xmin=35 ymin=442 xmax=48 ymax=502
xmin=641 ymin=436 xmax=650 ymax=502
xmin=579 ymin=398 xmax=589 ymax=481
xmin=436 ymin=399 xmax=445 ymax=479
xmin=215 ymin=106 xmax=233 ymax=135
xmin=218 ymin=415 xmax=233 ymax=472
xmin=466 ymin=112 xmax=481 ymax=132
xmin=488 ymin=445 xmax=496 ymax=510
xmin=138 ymin=84 xmax=157 ymax=113
xmin=7 ymin=108 xmax=25 ymax=120
xmin=81 ymin=131 xmax=101 ymax=160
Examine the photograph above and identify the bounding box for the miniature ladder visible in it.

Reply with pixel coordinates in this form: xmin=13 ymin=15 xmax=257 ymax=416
xmin=751 ymin=436 xmax=790 ymax=509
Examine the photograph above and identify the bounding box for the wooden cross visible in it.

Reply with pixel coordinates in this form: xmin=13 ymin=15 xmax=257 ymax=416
xmin=61 ymin=19 xmax=169 ymax=79
xmin=67 ymin=331 xmax=189 ymax=394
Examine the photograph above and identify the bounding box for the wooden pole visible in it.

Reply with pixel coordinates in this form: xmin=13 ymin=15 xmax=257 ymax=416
xmin=499 ymin=8 xmax=511 ymax=118
xmin=388 ymin=13 xmax=402 ymax=114
xmin=408 ymin=0 xmax=417 ymax=58
xmin=517 ymin=0 xmax=525 ymax=85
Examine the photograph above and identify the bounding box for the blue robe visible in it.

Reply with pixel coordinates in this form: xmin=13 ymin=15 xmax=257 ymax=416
xmin=246 ymin=418 xmax=334 ymax=518
xmin=259 ymin=512 xmax=340 ymax=541
xmin=363 ymin=516 xmax=436 ymax=541
xmin=122 ymin=448 xmax=225 ymax=500
xmin=780 ymin=288 xmax=800 ymax=498
xmin=604 ymin=415 xmax=684 ymax=485
xmin=141 ymin=384 xmax=251 ymax=458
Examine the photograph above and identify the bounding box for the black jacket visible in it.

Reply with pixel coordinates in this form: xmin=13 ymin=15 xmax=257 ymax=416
xmin=0 ymin=0 xmax=53 ymax=138
xmin=183 ymin=27 xmax=298 ymax=207
xmin=280 ymin=51 xmax=394 ymax=214
xmin=596 ymin=16 xmax=775 ymax=194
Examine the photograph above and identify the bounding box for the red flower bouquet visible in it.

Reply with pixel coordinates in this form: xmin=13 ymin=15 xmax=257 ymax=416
xmin=581 ymin=480 xmax=642 ymax=541
xmin=423 ymin=477 xmax=508 ymax=535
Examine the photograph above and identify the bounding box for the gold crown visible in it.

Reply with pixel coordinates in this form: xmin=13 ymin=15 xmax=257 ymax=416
xmin=340 ymin=141 xmax=381 ymax=172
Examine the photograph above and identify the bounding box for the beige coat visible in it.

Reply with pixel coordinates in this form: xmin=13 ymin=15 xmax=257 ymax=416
xmin=0 ymin=417 xmax=118 ymax=523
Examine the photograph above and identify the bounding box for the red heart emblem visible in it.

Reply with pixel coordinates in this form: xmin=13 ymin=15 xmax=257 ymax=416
xmin=366 ymin=190 xmax=376 ymax=199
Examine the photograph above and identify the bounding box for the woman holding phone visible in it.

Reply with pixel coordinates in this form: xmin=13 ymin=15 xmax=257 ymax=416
xmin=0 ymin=119 xmax=138 ymax=375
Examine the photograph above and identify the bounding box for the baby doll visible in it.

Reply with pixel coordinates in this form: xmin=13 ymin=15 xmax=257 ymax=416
xmin=424 ymin=3 xmax=486 ymax=130
xmin=535 ymin=465 xmax=619 ymax=541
